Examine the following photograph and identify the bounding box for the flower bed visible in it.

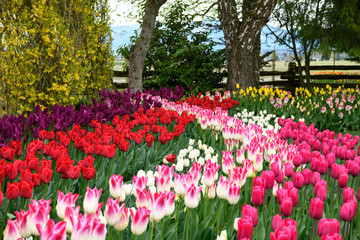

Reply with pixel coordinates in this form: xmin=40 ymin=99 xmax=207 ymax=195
xmin=0 ymin=89 xmax=359 ymax=240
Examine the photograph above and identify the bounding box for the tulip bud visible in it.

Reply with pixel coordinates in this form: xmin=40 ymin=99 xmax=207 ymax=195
xmin=280 ymin=197 xmax=293 ymax=217
xmin=237 ymin=217 xmax=253 ymax=239
xmin=272 ymin=214 xmax=283 ymax=232
xmin=309 ymin=197 xmax=324 ymax=220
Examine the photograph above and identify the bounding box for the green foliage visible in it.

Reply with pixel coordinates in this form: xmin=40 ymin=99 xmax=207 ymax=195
xmin=118 ymin=2 xmax=226 ymax=94
xmin=0 ymin=0 xmax=114 ymax=116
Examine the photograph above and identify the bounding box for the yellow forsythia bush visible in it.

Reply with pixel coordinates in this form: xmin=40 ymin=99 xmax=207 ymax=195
xmin=0 ymin=0 xmax=114 ymax=116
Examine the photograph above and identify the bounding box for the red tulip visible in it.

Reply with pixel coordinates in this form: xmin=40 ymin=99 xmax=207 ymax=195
xmin=0 ymin=146 xmax=15 ymax=161
xmin=40 ymin=167 xmax=53 ymax=184
xmin=0 ymin=190 xmax=3 ymax=207
xmin=19 ymin=181 xmax=34 ymax=199
xmin=145 ymin=134 xmax=155 ymax=147
xmin=82 ymin=166 xmax=96 ymax=180
xmin=309 ymin=197 xmax=324 ymax=220
xmin=6 ymin=182 xmax=19 ymax=200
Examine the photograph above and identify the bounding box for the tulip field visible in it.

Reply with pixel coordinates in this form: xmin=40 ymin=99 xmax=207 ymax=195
xmin=0 ymin=86 xmax=360 ymax=240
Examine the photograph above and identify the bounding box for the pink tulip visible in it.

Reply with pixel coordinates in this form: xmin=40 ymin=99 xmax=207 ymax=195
xmin=56 ymin=191 xmax=79 ymax=219
xmin=302 ymin=169 xmax=312 ymax=185
xmin=83 ymin=187 xmax=102 ymax=215
xmin=37 ymin=219 xmax=67 ymax=240
xmin=311 ymin=171 xmax=321 ymax=186
xmin=4 ymin=219 xmax=21 ymax=240
xmin=251 ymin=185 xmax=264 ymax=206
xmin=184 ymin=184 xmax=202 ymax=208
xmin=261 ymin=170 xmax=275 ymax=189
xmin=91 ymin=218 xmax=107 ymax=240
xmin=320 ymin=233 xmax=342 ymax=240
xmin=338 ymin=173 xmax=349 ymax=188
xmin=314 ymin=180 xmax=327 ymax=201
xmin=293 ymin=172 xmax=304 ymax=189
xmin=343 ymin=187 xmax=355 ymax=202
xmin=227 ymin=182 xmax=241 ymax=205
xmin=318 ymin=218 xmax=340 ymax=236
xmin=28 ymin=203 xmax=49 ymax=236
xmin=130 ymin=207 xmax=151 ymax=235
xmin=309 ymin=197 xmax=324 ymax=220
xmin=109 ymin=174 xmax=124 ymax=199
xmin=272 ymin=214 xmax=283 ymax=231
xmin=288 ymin=187 xmax=298 ymax=207
xmin=280 ymin=197 xmax=293 ymax=217
xmin=149 ymin=191 xmax=166 ymax=222
xmin=237 ymin=216 xmax=253 ymax=239
xmin=132 ymin=176 xmax=148 ymax=198
xmin=104 ymin=198 xmax=121 ymax=226
xmin=276 ymin=188 xmax=288 ymax=205
xmin=284 ymin=162 xmax=293 ymax=178
xmin=114 ymin=203 xmax=129 ymax=231
xmin=236 ymin=148 xmax=245 ymax=164
xmin=242 ymin=204 xmax=258 ymax=227
xmin=340 ymin=200 xmax=357 ymax=222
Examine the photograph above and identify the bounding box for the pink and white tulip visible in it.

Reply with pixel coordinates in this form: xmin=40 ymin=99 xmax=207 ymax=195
xmin=83 ymin=187 xmax=102 ymax=215
xmin=56 ymin=191 xmax=79 ymax=219
xmin=227 ymin=182 xmax=241 ymax=205
xmin=114 ymin=203 xmax=129 ymax=231
xmin=4 ymin=219 xmax=21 ymax=240
xmin=132 ymin=176 xmax=148 ymax=198
xmin=37 ymin=219 xmax=67 ymax=240
xmin=104 ymin=198 xmax=121 ymax=226
xmin=130 ymin=207 xmax=151 ymax=235
xmin=109 ymin=174 xmax=124 ymax=199
xmin=149 ymin=192 xmax=166 ymax=222
xmin=184 ymin=184 xmax=202 ymax=208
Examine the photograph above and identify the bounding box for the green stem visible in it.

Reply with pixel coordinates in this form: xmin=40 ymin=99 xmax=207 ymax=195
xmin=149 ymin=222 xmax=155 ymax=240
xmin=216 ymin=200 xmax=223 ymax=234
xmin=185 ymin=208 xmax=191 ymax=240
xmin=105 ymin=157 xmax=114 ymax=190
xmin=120 ymin=230 xmax=124 ymax=240
xmin=204 ymin=187 xmax=208 ymax=220
xmin=52 ymin=177 xmax=61 ymax=214
xmin=160 ymin=218 xmax=165 ymax=239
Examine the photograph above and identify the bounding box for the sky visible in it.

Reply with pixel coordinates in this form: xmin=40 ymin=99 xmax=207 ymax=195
xmin=109 ymin=0 xmax=138 ymax=26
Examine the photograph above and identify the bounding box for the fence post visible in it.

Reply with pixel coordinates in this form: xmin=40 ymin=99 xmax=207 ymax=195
xmin=272 ymin=50 xmax=276 ymax=82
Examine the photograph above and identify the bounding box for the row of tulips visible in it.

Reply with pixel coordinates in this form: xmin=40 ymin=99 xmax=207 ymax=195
xmin=0 ymin=90 xmax=360 ymax=239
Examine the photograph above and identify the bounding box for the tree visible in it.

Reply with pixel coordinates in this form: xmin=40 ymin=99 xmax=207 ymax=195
xmin=267 ymin=0 xmax=331 ymax=86
xmin=217 ymin=0 xmax=278 ymax=92
xmin=118 ymin=2 xmax=226 ymax=93
xmin=127 ymin=0 xmax=167 ymax=92
xmin=326 ymin=0 xmax=360 ymax=60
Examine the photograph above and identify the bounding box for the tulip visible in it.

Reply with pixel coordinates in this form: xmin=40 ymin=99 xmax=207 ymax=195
xmin=104 ymin=198 xmax=121 ymax=226
xmin=148 ymin=191 xmax=166 ymax=222
xmin=71 ymin=214 xmax=92 ymax=240
xmin=130 ymin=207 xmax=151 ymax=235
xmin=276 ymin=188 xmax=288 ymax=205
xmin=184 ymin=184 xmax=202 ymax=209
xmin=340 ymin=200 xmax=357 ymax=222
xmin=320 ymin=233 xmax=342 ymax=240
xmin=15 ymin=209 xmax=31 ymax=238
xmin=227 ymin=183 xmax=241 ymax=205
xmin=311 ymin=172 xmax=321 ymax=186
xmin=270 ymin=227 xmax=293 ymax=240
xmin=229 ymin=166 xmax=246 ymax=187
xmin=57 ymin=191 xmax=79 ymax=219
xmin=64 ymin=206 xmax=80 ymax=233
xmin=27 ymin=205 xmax=49 ymax=236
xmin=237 ymin=216 xmax=253 ymax=239
xmin=132 ymin=176 xmax=148 ymax=198
xmin=288 ymin=187 xmax=298 ymax=207
xmin=4 ymin=219 xmax=21 ymax=240
xmin=242 ymin=205 xmax=258 ymax=227
xmin=155 ymin=175 xmax=171 ymax=193
xmin=109 ymin=174 xmax=124 ymax=199
xmin=83 ymin=187 xmax=102 ymax=215
xmin=174 ymin=173 xmax=186 ymax=196
xmin=37 ymin=219 xmax=67 ymax=240
xmin=217 ymin=176 xmax=230 ymax=200
xmin=91 ymin=218 xmax=107 ymax=240
xmin=309 ymin=198 xmax=324 ymax=220
xmin=114 ymin=203 xmax=129 ymax=231
xmin=272 ymin=214 xmax=283 ymax=231
xmin=314 ymin=181 xmax=327 ymax=201
xmin=342 ymin=187 xmax=355 ymax=202
xmin=251 ymin=185 xmax=265 ymax=206
xmin=261 ymin=170 xmax=275 ymax=189
xmin=338 ymin=173 xmax=349 ymax=188
xmin=202 ymin=161 xmax=221 ymax=187
xmin=293 ymin=172 xmax=304 ymax=189
xmin=165 ymin=191 xmax=176 ymax=216
xmin=280 ymin=197 xmax=293 ymax=217
xmin=317 ymin=218 xmax=340 ymax=236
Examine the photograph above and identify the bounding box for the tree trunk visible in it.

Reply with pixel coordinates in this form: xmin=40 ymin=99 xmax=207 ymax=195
xmin=128 ymin=0 xmax=167 ymax=92
xmin=218 ymin=0 xmax=278 ymax=92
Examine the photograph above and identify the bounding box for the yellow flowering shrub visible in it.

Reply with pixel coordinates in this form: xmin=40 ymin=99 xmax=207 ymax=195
xmin=0 ymin=0 xmax=114 ymax=116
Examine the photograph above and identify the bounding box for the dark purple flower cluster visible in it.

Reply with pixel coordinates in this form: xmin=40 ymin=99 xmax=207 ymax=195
xmin=0 ymin=87 xmax=184 ymax=146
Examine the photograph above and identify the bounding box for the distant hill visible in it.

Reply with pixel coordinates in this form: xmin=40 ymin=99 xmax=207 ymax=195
xmin=111 ymin=24 xmax=290 ymax=57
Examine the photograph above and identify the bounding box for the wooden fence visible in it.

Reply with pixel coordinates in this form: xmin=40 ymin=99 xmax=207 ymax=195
xmin=113 ymin=64 xmax=360 ymax=91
